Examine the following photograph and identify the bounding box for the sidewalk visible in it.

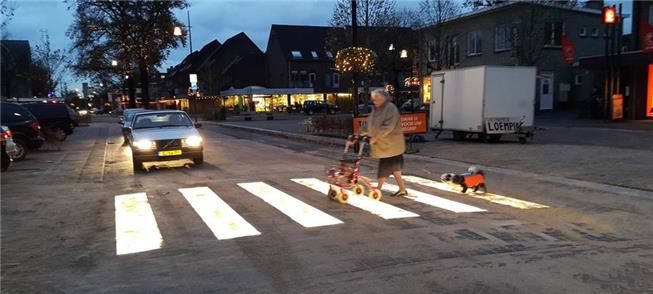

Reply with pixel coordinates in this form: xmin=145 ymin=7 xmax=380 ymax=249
xmin=210 ymin=113 xmax=653 ymax=191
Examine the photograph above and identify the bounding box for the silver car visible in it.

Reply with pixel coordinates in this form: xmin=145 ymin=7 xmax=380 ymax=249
xmin=128 ymin=110 xmax=203 ymax=171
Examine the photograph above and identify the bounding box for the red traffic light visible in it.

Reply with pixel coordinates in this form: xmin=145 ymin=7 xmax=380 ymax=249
xmin=603 ymin=7 xmax=616 ymax=24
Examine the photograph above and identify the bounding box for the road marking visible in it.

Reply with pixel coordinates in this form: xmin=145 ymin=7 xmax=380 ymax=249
xmin=238 ymin=182 xmax=343 ymax=228
xmin=114 ymin=193 xmax=163 ymax=255
xmin=291 ymin=178 xmax=419 ymax=219
xmin=178 ymin=187 xmax=261 ymax=240
xmin=400 ymin=175 xmax=548 ymax=209
xmin=374 ymin=180 xmax=486 ymax=213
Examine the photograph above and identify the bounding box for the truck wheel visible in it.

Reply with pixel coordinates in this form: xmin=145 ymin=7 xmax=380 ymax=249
xmin=488 ymin=134 xmax=502 ymax=142
xmin=452 ymin=131 xmax=466 ymax=141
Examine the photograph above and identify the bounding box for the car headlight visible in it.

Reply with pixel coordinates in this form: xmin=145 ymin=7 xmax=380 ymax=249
xmin=78 ymin=110 xmax=88 ymax=115
xmin=134 ymin=140 xmax=155 ymax=150
xmin=183 ymin=135 xmax=203 ymax=147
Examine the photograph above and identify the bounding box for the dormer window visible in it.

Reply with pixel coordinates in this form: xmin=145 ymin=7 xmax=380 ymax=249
xmin=311 ymin=51 xmax=319 ymax=59
xmin=291 ymin=51 xmax=302 ymax=59
xmin=326 ymin=51 xmax=334 ymax=59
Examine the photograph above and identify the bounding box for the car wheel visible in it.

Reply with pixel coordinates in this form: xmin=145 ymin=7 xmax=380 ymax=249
xmin=328 ymin=109 xmax=336 ymax=115
xmin=12 ymin=138 xmax=27 ymax=161
xmin=193 ymin=154 xmax=204 ymax=165
xmin=132 ymin=158 xmax=144 ymax=172
xmin=308 ymin=110 xmax=314 ymax=115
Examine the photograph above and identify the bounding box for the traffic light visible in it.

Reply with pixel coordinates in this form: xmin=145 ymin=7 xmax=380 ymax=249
xmin=603 ymin=7 xmax=616 ymax=24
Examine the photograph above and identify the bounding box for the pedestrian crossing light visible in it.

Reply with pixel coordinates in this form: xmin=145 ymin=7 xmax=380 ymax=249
xmin=603 ymin=7 xmax=616 ymax=24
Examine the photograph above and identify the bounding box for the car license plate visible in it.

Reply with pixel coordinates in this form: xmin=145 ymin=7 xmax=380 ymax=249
xmin=158 ymin=150 xmax=182 ymax=156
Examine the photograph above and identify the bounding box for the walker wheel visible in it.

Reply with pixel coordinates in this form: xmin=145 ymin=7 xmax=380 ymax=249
xmin=368 ymin=189 xmax=382 ymax=201
xmin=327 ymin=187 xmax=338 ymax=200
xmin=335 ymin=191 xmax=348 ymax=204
xmin=353 ymin=184 xmax=365 ymax=195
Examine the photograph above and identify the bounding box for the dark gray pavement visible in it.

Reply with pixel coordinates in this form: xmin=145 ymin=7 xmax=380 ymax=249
xmin=2 ymin=116 xmax=653 ymax=293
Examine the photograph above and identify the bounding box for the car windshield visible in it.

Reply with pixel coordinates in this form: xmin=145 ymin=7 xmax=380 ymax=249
xmin=132 ymin=113 xmax=192 ymax=129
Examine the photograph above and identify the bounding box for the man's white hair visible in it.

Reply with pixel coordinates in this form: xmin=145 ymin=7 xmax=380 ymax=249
xmin=371 ymin=89 xmax=391 ymax=101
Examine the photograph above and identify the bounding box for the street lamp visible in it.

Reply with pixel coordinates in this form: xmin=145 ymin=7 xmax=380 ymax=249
xmin=173 ymin=26 xmax=183 ymax=36
xmin=173 ymin=11 xmax=193 ymax=54
xmin=111 ymin=59 xmax=118 ymax=67
xmin=388 ymin=43 xmax=395 ymax=51
xmin=400 ymin=49 xmax=408 ymax=59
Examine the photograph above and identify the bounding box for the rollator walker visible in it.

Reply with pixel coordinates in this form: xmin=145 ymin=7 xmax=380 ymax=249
xmin=326 ymin=135 xmax=381 ymax=203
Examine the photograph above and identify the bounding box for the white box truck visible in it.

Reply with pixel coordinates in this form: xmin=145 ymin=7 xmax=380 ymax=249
xmin=429 ymin=66 xmax=537 ymax=143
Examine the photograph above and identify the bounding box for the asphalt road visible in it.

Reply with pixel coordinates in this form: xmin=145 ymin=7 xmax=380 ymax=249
xmin=2 ymin=117 xmax=653 ymax=293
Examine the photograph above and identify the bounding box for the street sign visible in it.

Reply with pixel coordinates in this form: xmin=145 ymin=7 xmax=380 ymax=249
xmin=353 ymin=112 xmax=427 ymax=135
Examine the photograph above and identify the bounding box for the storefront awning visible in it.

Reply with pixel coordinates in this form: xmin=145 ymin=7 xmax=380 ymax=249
xmin=220 ymin=86 xmax=314 ymax=96
xmin=577 ymin=50 xmax=653 ymax=70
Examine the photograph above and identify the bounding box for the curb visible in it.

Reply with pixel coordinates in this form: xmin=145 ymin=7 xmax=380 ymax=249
xmin=208 ymin=121 xmax=653 ymax=200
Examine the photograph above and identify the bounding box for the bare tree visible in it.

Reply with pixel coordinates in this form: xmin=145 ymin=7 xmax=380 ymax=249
xmin=418 ymin=0 xmax=460 ymax=71
xmin=0 ymin=0 xmax=15 ymax=39
xmin=31 ymin=30 xmax=68 ymax=96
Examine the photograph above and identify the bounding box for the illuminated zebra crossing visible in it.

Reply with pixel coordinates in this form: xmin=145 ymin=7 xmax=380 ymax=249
xmin=113 ymin=177 xmax=548 ymax=255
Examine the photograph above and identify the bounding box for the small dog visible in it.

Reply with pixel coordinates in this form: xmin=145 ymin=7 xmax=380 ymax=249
xmin=440 ymin=166 xmax=487 ymax=194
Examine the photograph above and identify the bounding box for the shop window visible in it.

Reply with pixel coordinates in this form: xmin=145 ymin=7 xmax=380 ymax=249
xmin=574 ymin=75 xmax=583 ymax=85
xmin=591 ymin=27 xmax=600 ymax=38
xmin=544 ymin=22 xmax=563 ymax=46
xmin=291 ymin=51 xmax=302 ymax=59
xmin=495 ymin=24 xmax=512 ymax=51
xmin=579 ymin=27 xmax=587 ymax=37
xmin=326 ymin=51 xmax=333 ymax=59
xmin=467 ymin=31 xmax=482 ymax=56
xmin=309 ymin=73 xmax=316 ymax=87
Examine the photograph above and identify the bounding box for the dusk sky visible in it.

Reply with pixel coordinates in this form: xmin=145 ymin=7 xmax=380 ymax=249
xmin=4 ymin=0 xmax=632 ymax=91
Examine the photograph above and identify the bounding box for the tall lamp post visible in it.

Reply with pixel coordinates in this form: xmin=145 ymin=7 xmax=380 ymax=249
xmin=174 ymin=10 xmax=193 ymax=54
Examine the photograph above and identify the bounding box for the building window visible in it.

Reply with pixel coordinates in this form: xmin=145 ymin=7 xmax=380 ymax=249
xmin=447 ymin=35 xmax=460 ymax=65
xmin=579 ymin=27 xmax=587 ymax=37
xmin=311 ymin=51 xmax=318 ymax=59
xmin=591 ymin=27 xmax=600 ymax=38
xmin=574 ymin=74 xmax=583 ymax=85
xmin=427 ymin=38 xmax=438 ymax=62
xmin=326 ymin=51 xmax=333 ymax=59
xmin=333 ymin=73 xmax=340 ymax=88
xmin=467 ymin=31 xmax=483 ymax=55
xmin=544 ymin=22 xmax=563 ymax=46
xmin=308 ymin=73 xmax=316 ymax=87
xmin=291 ymin=51 xmax=302 ymax=59
xmin=495 ymin=24 xmax=512 ymax=51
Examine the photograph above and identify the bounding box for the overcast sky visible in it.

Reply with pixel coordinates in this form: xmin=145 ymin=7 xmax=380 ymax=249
xmin=4 ymin=0 xmax=632 ymax=92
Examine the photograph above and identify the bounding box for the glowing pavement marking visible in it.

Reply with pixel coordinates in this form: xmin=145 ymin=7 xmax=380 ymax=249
xmin=291 ymin=178 xmax=419 ymax=220
xmin=238 ymin=182 xmax=343 ymax=228
xmin=178 ymin=187 xmax=261 ymax=240
xmin=114 ymin=193 xmax=163 ymax=255
xmin=400 ymin=175 xmax=548 ymax=209
xmin=369 ymin=179 xmax=485 ymax=213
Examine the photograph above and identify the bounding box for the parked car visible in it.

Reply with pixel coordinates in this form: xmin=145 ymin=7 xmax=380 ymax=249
xmin=357 ymin=101 xmax=375 ymax=113
xmin=1 ymin=125 xmax=18 ymax=171
xmin=0 ymin=102 xmax=44 ymax=160
xmin=120 ymin=108 xmax=149 ymax=144
xmin=129 ymin=110 xmax=203 ymax=172
xmin=22 ymin=102 xmax=75 ymax=136
xmin=302 ymin=100 xmax=339 ymax=115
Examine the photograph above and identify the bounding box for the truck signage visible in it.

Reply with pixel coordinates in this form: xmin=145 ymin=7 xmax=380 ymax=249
xmin=485 ymin=117 xmax=523 ymax=134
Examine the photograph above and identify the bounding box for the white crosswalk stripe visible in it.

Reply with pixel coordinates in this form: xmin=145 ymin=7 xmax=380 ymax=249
xmin=291 ymin=178 xmax=419 ymax=219
xmin=400 ymin=175 xmax=548 ymax=209
xmin=114 ymin=193 xmax=163 ymax=255
xmin=370 ymin=180 xmax=486 ymax=213
xmin=178 ymin=187 xmax=261 ymax=240
xmin=238 ymin=182 xmax=343 ymax=228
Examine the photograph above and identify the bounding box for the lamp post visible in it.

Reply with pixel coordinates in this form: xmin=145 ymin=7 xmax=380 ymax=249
xmin=189 ymin=73 xmax=198 ymax=123
xmin=174 ymin=10 xmax=193 ymax=54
